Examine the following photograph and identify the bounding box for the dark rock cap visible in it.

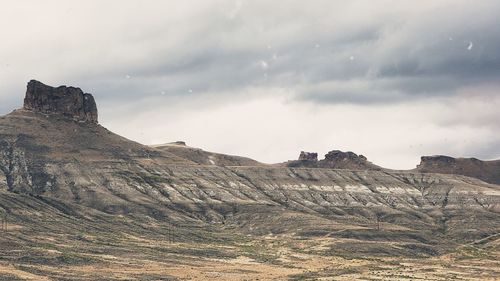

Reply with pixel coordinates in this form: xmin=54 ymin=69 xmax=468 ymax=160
xmin=298 ymin=151 xmax=318 ymax=161
xmin=287 ymin=149 xmax=379 ymax=170
xmin=324 ymin=150 xmax=367 ymax=161
xmin=23 ymin=80 xmax=98 ymax=123
xmin=420 ymin=155 xmax=456 ymax=163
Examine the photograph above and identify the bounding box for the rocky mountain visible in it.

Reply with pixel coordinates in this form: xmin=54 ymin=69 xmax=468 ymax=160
xmin=0 ymin=80 xmax=499 ymax=280
xmin=0 ymin=81 xmax=193 ymax=198
xmin=416 ymin=155 xmax=500 ymax=185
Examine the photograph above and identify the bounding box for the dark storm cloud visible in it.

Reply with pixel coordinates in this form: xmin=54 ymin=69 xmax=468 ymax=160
xmin=2 ymin=0 xmax=496 ymax=108
xmin=1 ymin=0 xmax=500 ymax=167
xmin=84 ymin=0 xmax=500 ymax=107
xmin=294 ymin=14 xmax=500 ymax=104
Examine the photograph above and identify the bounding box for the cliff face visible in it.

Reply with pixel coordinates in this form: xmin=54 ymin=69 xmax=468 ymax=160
xmin=23 ymin=80 xmax=98 ymax=123
xmin=286 ymin=150 xmax=381 ymax=170
xmin=319 ymin=150 xmax=380 ymax=170
xmin=416 ymin=155 xmax=500 ymax=185
xmin=299 ymin=151 xmax=318 ymax=161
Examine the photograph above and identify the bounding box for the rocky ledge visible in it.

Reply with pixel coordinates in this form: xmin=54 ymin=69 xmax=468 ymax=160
xmin=416 ymin=155 xmax=500 ymax=184
xmin=417 ymin=155 xmax=465 ymax=169
xmin=286 ymin=149 xmax=380 ymax=170
xmin=23 ymin=80 xmax=98 ymax=123
xmin=298 ymin=151 xmax=318 ymax=161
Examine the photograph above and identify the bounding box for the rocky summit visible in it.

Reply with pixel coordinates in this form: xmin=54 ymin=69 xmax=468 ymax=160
xmin=298 ymin=151 xmax=318 ymax=161
xmin=416 ymin=155 xmax=500 ymax=185
xmin=23 ymin=80 xmax=98 ymax=123
xmin=0 ymin=81 xmax=499 ymax=280
xmin=286 ymin=149 xmax=381 ymax=170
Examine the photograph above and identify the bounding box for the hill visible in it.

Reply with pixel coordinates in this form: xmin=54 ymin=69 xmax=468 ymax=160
xmin=153 ymin=141 xmax=265 ymax=167
xmin=0 ymin=80 xmax=499 ymax=280
xmin=416 ymin=155 xmax=500 ymax=185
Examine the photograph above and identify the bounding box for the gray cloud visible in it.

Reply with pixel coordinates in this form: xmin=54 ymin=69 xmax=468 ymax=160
xmin=3 ymin=1 xmax=498 ymax=104
xmin=0 ymin=0 xmax=499 ymax=167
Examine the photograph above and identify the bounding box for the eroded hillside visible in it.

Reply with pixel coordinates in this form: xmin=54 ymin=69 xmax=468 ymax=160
xmin=0 ymin=80 xmax=499 ymax=280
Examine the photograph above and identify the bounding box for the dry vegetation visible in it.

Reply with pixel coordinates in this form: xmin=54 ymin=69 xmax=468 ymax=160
xmin=1 ymin=194 xmax=499 ymax=281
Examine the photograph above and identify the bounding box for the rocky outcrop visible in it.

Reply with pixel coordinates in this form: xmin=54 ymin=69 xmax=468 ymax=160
xmin=286 ymin=151 xmax=319 ymax=168
xmin=286 ymin=150 xmax=381 ymax=170
xmin=298 ymin=151 xmax=318 ymax=161
xmin=416 ymin=155 xmax=500 ymax=185
xmin=23 ymin=80 xmax=98 ymax=123
xmin=419 ymin=155 xmax=456 ymax=166
xmin=318 ymin=150 xmax=380 ymax=170
xmin=324 ymin=150 xmax=367 ymax=162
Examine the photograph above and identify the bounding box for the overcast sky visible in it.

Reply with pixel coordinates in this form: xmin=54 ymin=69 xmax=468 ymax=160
xmin=1 ymin=0 xmax=500 ymax=168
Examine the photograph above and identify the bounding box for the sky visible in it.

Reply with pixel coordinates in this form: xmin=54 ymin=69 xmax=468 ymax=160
xmin=1 ymin=0 xmax=500 ymax=169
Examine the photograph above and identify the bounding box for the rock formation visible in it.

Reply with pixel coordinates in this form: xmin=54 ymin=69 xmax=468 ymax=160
xmin=318 ymin=150 xmax=380 ymax=170
xmin=419 ymin=155 xmax=457 ymax=166
xmin=416 ymin=155 xmax=500 ymax=185
xmin=323 ymin=150 xmax=367 ymax=162
xmin=298 ymin=151 xmax=318 ymax=162
xmin=286 ymin=149 xmax=380 ymax=170
xmin=23 ymin=80 xmax=98 ymax=123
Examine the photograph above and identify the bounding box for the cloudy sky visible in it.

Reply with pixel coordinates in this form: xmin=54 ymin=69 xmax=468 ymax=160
xmin=1 ymin=0 xmax=500 ymax=169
